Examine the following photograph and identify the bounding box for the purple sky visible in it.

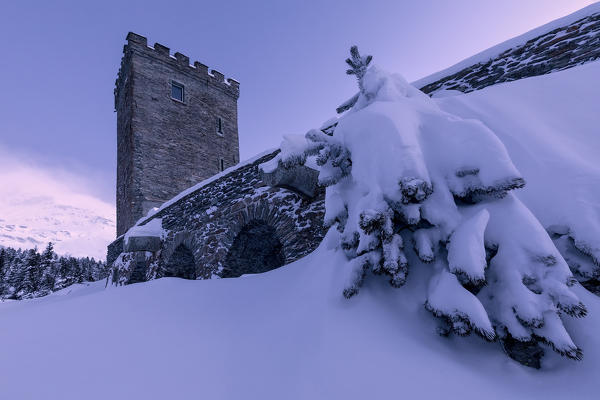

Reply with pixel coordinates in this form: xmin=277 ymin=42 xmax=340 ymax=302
xmin=0 ymin=0 xmax=594 ymax=204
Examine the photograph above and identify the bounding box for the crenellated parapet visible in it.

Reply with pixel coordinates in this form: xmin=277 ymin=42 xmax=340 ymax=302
xmin=114 ymin=32 xmax=239 ymax=110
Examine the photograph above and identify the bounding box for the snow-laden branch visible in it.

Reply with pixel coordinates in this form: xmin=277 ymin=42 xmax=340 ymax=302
xmin=264 ymin=57 xmax=587 ymax=363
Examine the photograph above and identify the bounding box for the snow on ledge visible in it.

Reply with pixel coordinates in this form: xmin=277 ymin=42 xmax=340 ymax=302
xmin=124 ymin=218 xmax=167 ymax=245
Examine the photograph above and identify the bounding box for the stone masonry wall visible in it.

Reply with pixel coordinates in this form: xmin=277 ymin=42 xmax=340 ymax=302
xmin=115 ymin=32 xmax=240 ymax=236
xmin=115 ymin=44 xmax=137 ymax=237
xmin=107 ymin=236 xmax=124 ymax=266
xmin=109 ymin=151 xmax=326 ymax=283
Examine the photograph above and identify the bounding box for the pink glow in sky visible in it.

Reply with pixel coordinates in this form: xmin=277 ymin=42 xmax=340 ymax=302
xmin=0 ymin=146 xmax=115 ymax=259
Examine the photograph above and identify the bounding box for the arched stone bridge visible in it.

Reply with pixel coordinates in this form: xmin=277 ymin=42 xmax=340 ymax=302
xmin=107 ymin=150 xmax=326 ymax=284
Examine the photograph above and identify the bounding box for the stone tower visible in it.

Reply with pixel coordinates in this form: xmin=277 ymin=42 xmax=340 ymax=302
xmin=114 ymin=32 xmax=240 ymax=236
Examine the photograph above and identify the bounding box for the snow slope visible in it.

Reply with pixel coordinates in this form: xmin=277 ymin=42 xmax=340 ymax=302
xmin=0 ymin=238 xmax=598 ymax=400
xmin=435 ymin=60 xmax=600 ymax=268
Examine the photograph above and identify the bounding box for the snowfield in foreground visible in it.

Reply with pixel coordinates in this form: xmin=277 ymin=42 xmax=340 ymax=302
xmin=0 ymin=240 xmax=598 ymax=400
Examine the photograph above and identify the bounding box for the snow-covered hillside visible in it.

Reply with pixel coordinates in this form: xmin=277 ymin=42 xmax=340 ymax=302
xmin=1 ymin=241 xmax=598 ymax=400
xmin=1 ymin=60 xmax=599 ymax=399
xmin=0 ymin=155 xmax=115 ymax=259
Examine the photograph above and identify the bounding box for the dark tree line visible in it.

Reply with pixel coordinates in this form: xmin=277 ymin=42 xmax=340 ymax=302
xmin=0 ymin=243 xmax=108 ymax=300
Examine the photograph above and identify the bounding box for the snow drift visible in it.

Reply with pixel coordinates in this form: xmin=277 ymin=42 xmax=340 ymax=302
xmin=0 ymin=239 xmax=599 ymax=399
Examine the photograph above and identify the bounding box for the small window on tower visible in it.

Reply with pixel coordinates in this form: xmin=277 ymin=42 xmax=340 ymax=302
xmin=219 ymin=158 xmax=225 ymax=172
xmin=171 ymin=81 xmax=184 ymax=102
xmin=217 ymin=117 xmax=224 ymax=135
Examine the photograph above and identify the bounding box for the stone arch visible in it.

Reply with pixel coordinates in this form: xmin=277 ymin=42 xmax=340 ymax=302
xmin=222 ymin=219 xmax=286 ymax=278
xmin=218 ymin=198 xmax=298 ymax=278
xmin=165 ymin=244 xmax=197 ymax=279
xmin=162 ymin=231 xmax=198 ymax=280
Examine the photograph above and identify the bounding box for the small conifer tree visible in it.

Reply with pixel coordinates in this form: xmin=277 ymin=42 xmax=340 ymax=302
xmin=264 ymin=46 xmax=587 ymax=365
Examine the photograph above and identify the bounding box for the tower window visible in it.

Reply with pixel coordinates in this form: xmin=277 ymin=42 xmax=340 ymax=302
xmin=219 ymin=158 xmax=225 ymax=172
xmin=171 ymin=81 xmax=184 ymax=102
xmin=217 ymin=117 xmax=224 ymax=135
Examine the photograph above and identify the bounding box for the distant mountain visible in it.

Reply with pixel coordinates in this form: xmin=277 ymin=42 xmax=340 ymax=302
xmin=0 ymin=197 xmax=114 ymax=260
xmin=0 ymin=194 xmax=114 ymax=260
xmin=0 ymin=158 xmax=115 ymax=260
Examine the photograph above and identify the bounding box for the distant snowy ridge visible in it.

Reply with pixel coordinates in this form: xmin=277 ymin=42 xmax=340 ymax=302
xmin=413 ymin=2 xmax=600 ymax=94
xmin=0 ymin=198 xmax=114 ymax=259
xmin=0 ymin=154 xmax=115 ymax=260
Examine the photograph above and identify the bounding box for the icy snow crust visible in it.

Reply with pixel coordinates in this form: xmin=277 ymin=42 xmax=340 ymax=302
xmin=0 ymin=240 xmax=599 ymax=399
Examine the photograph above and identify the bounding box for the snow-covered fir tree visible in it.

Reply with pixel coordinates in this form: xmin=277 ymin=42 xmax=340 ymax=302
xmin=0 ymin=248 xmax=5 ymax=289
xmin=262 ymin=47 xmax=587 ymax=363
xmin=0 ymin=243 xmax=108 ymax=300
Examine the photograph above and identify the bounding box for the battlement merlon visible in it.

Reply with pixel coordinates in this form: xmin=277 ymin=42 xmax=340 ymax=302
xmin=115 ymin=32 xmax=240 ymax=109
xmin=126 ymin=31 xmax=147 ymax=46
